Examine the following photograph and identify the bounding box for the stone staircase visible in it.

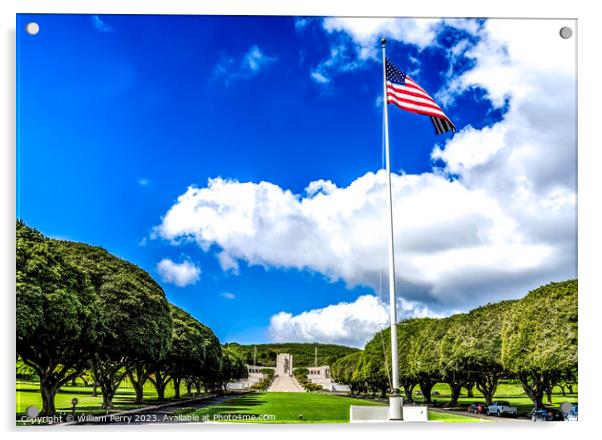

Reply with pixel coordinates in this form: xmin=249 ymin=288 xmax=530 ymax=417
xmin=267 ymin=375 xmax=306 ymax=392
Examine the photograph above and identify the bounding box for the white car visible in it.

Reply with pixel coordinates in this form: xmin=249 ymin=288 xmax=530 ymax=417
xmin=487 ymin=401 xmax=518 ymax=416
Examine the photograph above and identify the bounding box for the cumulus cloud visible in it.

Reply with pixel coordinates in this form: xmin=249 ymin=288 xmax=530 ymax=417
xmin=153 ymin=165 xmax=573 ymax=311
xmin=220 ymin=292 xmax=236 ymax=300
xmin=267 ymin=294 xmax=437 ymax=348
xmin=306 ymin=18 xmax=480 ymax=84
xmin=214 ymin=45 xmax=276 ymax=83
xmin=156 ymin=258 xmax=201 ymax=287
xmin=153 ymin=19 xmax=576 ymax=341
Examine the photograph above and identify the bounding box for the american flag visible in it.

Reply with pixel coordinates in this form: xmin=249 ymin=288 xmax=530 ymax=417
xmin=385 ymin=59 xmax=456 ymax=135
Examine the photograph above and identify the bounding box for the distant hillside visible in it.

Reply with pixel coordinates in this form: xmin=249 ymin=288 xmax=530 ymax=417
xmin=223 ymin=342 xmax=359 ymax=368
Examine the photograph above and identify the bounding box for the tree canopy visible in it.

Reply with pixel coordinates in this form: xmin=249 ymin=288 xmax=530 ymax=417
xmin=16 ymin=221 xmax=100 ymax=415
xmin=332 ymin=280 xmax=577 ymax=408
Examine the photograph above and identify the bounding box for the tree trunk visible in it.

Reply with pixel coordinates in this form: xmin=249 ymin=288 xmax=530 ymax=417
xmin=91 ymin=360 xmax=127 ymax=410
xmin=29 ymin=361 xmax=81 ymax=417
xmin=519 ymin=372 xmax=545 ymax=409
xmin=185 ymin=378 xmax=193 ymax=396
xmin=419 ymin=380 xmax=435 ymax=404
xmin=568 ymin=384 xmax=574 ymax=394
xmin=128 ymin=365 xmax=150 ymax=404
xmin=465 ymin=381 xmax=475 ymax=398
xmin=476 ymin=374 xmax=499 ymax=405
xmin=150 ymin=370 xmax=171 ymax=401
xmin=402 ymin=380 xmax=415 ymax=403
xmin=448 ymin=382 xmax=462 ymax=407
xmin=173 ymin=377 xmax=181 ymax=399
xmin=39 ymin=382 xmax=58 ymax=417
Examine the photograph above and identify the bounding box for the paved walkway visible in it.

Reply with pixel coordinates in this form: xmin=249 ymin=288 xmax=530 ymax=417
xmin=267 ymin=375 xmax=305 ymax=392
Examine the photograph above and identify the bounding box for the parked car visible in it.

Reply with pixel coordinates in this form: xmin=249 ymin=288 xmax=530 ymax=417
xmin=467 ymin=403 xmax=487 ymax=414
xmin=530 ymin=408 xmax=550 ymax=421
xmin=487 ymin=401 xmax=518 ymax=416
xmin=529 ymin=406 xmax=564 ymax=421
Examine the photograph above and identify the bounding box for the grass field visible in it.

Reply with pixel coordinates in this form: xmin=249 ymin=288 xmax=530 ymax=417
xmin=17 ymin=378 xmax=577 ymax=424
xmin=192 ymin=392 xmax=382 ymax=423
xmin=428 ymin=411 xmax=485 ymax=422
xmin=16 ymin=379 xmax=186 ymax=418
xmin=191 ymin=392 xmax=479 ymax=423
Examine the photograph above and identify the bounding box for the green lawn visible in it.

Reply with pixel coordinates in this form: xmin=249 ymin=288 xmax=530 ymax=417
xmin=428 ymin=410 xmax=485 ymax=422
xmin=16 ymin=379 xmax=188 ymax=419
xmin=16 ymin=378 xmax=578 ymax=424
xmin=193 ymin=392 xmax=384 ymax=423
xmin=192 ymin=392 xmax=479 ymax=423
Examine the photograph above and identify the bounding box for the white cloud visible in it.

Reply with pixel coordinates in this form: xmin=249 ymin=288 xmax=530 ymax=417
xmin=220 ymin=292 xmax=236 ymax=300
xmin=214 ymin=45 xmax=276 ymax=83
xmin=307 ymin=18 xmax=480 ymax=84
xmin=91 ymin=15 xmax=113 ymax=33
xmin=156 ymin=258 xmax=201 ymax=287
xmin=267 ymin=294 xmax=437 ymax=348
xmin=153 ymin=166 xmax=574 ymax=311
xmin=154 ymin=19 xmax=576 ymax=327
xmin=138 ymin=178 xmax=149 ymax=186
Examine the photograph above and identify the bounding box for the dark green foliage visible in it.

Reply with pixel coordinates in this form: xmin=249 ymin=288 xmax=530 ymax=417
xmin=331 ymin=351 xmax=363 ymax=395
xmin=222 ymin=343 xmax=357 ymax=367
xmin=502 ymin=280 xmax=578 ymax=408
xmin=55 ymin=238 xmax=173 ymax=409
xmin=150 ymin=304 xmax=223 ymax=400
xmin=332 ymin=280 xmax=577 ymax=409
xmin=16 ymin=221 xmax=100 ymax=415
xmin=441 ymin=300 xmax=515 ymax=404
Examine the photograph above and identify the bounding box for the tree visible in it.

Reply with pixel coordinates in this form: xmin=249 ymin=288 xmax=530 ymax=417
xmin=405 ymin=318 xmax=442 ymax=404
xmin=437 ymin=314 xmax=472 ymax=406
xmin=150 ymin=305 xmax=224 ymax=400
xmin=220 ymin=344 xmax=248 ymax=389
xmin=440 ymin=301 xmax=515 ymax=405
xmin=357 ymin=336 xmax=390 ymax=397
xmin=16 ymin=221 xmax=99 ymax=415
xmin=57 ymin=240 xmax=173 ymax=409
xmin=331 ymin=351 xmax=362 ymax=395
xmin=501 ymin=280 xmax=577 ymax=409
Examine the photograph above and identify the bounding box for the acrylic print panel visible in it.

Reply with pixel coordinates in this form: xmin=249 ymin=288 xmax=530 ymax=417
xmin=16 ymin=15 xmax=576 ymax=425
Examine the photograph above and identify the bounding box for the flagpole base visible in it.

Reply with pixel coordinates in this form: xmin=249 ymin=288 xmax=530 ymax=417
xmin=388 ymin=393 xmax=403 ymax=420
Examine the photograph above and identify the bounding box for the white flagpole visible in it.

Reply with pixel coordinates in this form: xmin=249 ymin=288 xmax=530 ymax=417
xmin=381 ymin=37 xmax=403 ymax=421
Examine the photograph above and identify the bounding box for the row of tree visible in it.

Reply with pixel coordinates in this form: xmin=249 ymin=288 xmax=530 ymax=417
xmin=16 ymin=221 xmax=246 ymax=416
xmin=331 ymin=280 xmax=577 ymax=409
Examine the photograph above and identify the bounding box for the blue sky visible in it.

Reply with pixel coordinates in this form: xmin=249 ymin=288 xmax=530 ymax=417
xmin=17 ymin=15 xmax=576 ymax=347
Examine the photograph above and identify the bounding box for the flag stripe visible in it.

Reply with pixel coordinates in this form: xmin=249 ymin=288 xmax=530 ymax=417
xmin=385 ymin=58 xmax=455 ymax=135
xmin=386 ymin=81 xmax=436 ymax=103
xmin=387 ymin=96 xmax=449 ymax=119
xmin=386 ymin=87 xmax=443 ymax=110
